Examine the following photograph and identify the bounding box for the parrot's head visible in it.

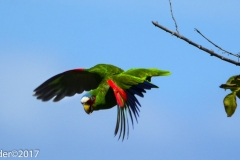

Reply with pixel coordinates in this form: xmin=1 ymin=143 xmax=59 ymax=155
xmin=81 ymin=93 xmax=95 ymax=114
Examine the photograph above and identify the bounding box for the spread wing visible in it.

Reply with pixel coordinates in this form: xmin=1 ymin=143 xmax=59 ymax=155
xmin=107 ymin=75 xmax=159 ymax=141
xmin=34 ymin=69 xmax=102 ymax=102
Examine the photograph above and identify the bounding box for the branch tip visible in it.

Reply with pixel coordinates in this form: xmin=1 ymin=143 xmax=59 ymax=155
xmin=195 ymin=28 xmax=240 ymax=59
xmin=152 ymin=21 xmax=240 ymax=66
xmin=168 ymin=0 xmax=179 ymax=34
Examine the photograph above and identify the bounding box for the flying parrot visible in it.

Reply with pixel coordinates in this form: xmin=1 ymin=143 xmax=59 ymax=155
xmin=33 ymin=64 xmax=171 ymax=140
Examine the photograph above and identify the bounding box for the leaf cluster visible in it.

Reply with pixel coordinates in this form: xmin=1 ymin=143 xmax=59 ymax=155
xmin=220 ymin=75 xmax=240 ymax=117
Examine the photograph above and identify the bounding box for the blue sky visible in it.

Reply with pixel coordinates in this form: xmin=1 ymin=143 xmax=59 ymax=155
xmin=1 ymin=0 xmax=240 ymax=159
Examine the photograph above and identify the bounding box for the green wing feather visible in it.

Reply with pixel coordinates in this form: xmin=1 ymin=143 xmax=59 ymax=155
xmin=112 ymin=68 xmax=171 ymax=89
xmin=123 ymin=68 xmax=171 ymax=80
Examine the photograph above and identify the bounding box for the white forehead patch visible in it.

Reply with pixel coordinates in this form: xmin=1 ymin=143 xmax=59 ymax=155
xmin=81 ymin=97 xmax=90 ymax=103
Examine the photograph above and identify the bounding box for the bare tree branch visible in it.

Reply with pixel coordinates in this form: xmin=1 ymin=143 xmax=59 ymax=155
xmin=152 ymin=21 xmax=240 ymax=66
xmin=194 ymin=28 xmax=240 ymax=58
xmin=168 ymin=0 xmax=179 ymax=34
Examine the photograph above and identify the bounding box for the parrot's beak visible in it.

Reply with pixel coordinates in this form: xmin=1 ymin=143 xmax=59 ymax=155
xmin=83 ymin=104 xmax=93 ymax=114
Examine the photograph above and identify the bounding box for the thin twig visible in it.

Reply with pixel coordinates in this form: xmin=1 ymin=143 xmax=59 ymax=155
xmin=168 ymin=0 xmax=179 ymax=34
xmin=194 ymin=28 xmax=240 ymax=58
xmin=152 ymin=21 xmax=240 ymax=66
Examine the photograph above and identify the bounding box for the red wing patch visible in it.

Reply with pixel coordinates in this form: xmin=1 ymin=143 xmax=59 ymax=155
xmin=107 ymin=80 xmax=127 ymax=107
xmin=68 ymin=68 xmax=84 ymax=72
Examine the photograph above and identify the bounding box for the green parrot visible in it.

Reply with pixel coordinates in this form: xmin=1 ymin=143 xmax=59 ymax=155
xmin=34 ymin=64 xmax=171 ymax=140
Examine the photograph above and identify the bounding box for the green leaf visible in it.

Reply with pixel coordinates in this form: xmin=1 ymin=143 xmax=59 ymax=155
xmin=219 ymin=84 xmax=238 ymax=90
xmin=220 ymin=75 xmax=240 ymax=91
xmin=223 ymin=92 xmax=237 ymax=117
xmin=226 ymin=75 xmax=239 ymax=84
